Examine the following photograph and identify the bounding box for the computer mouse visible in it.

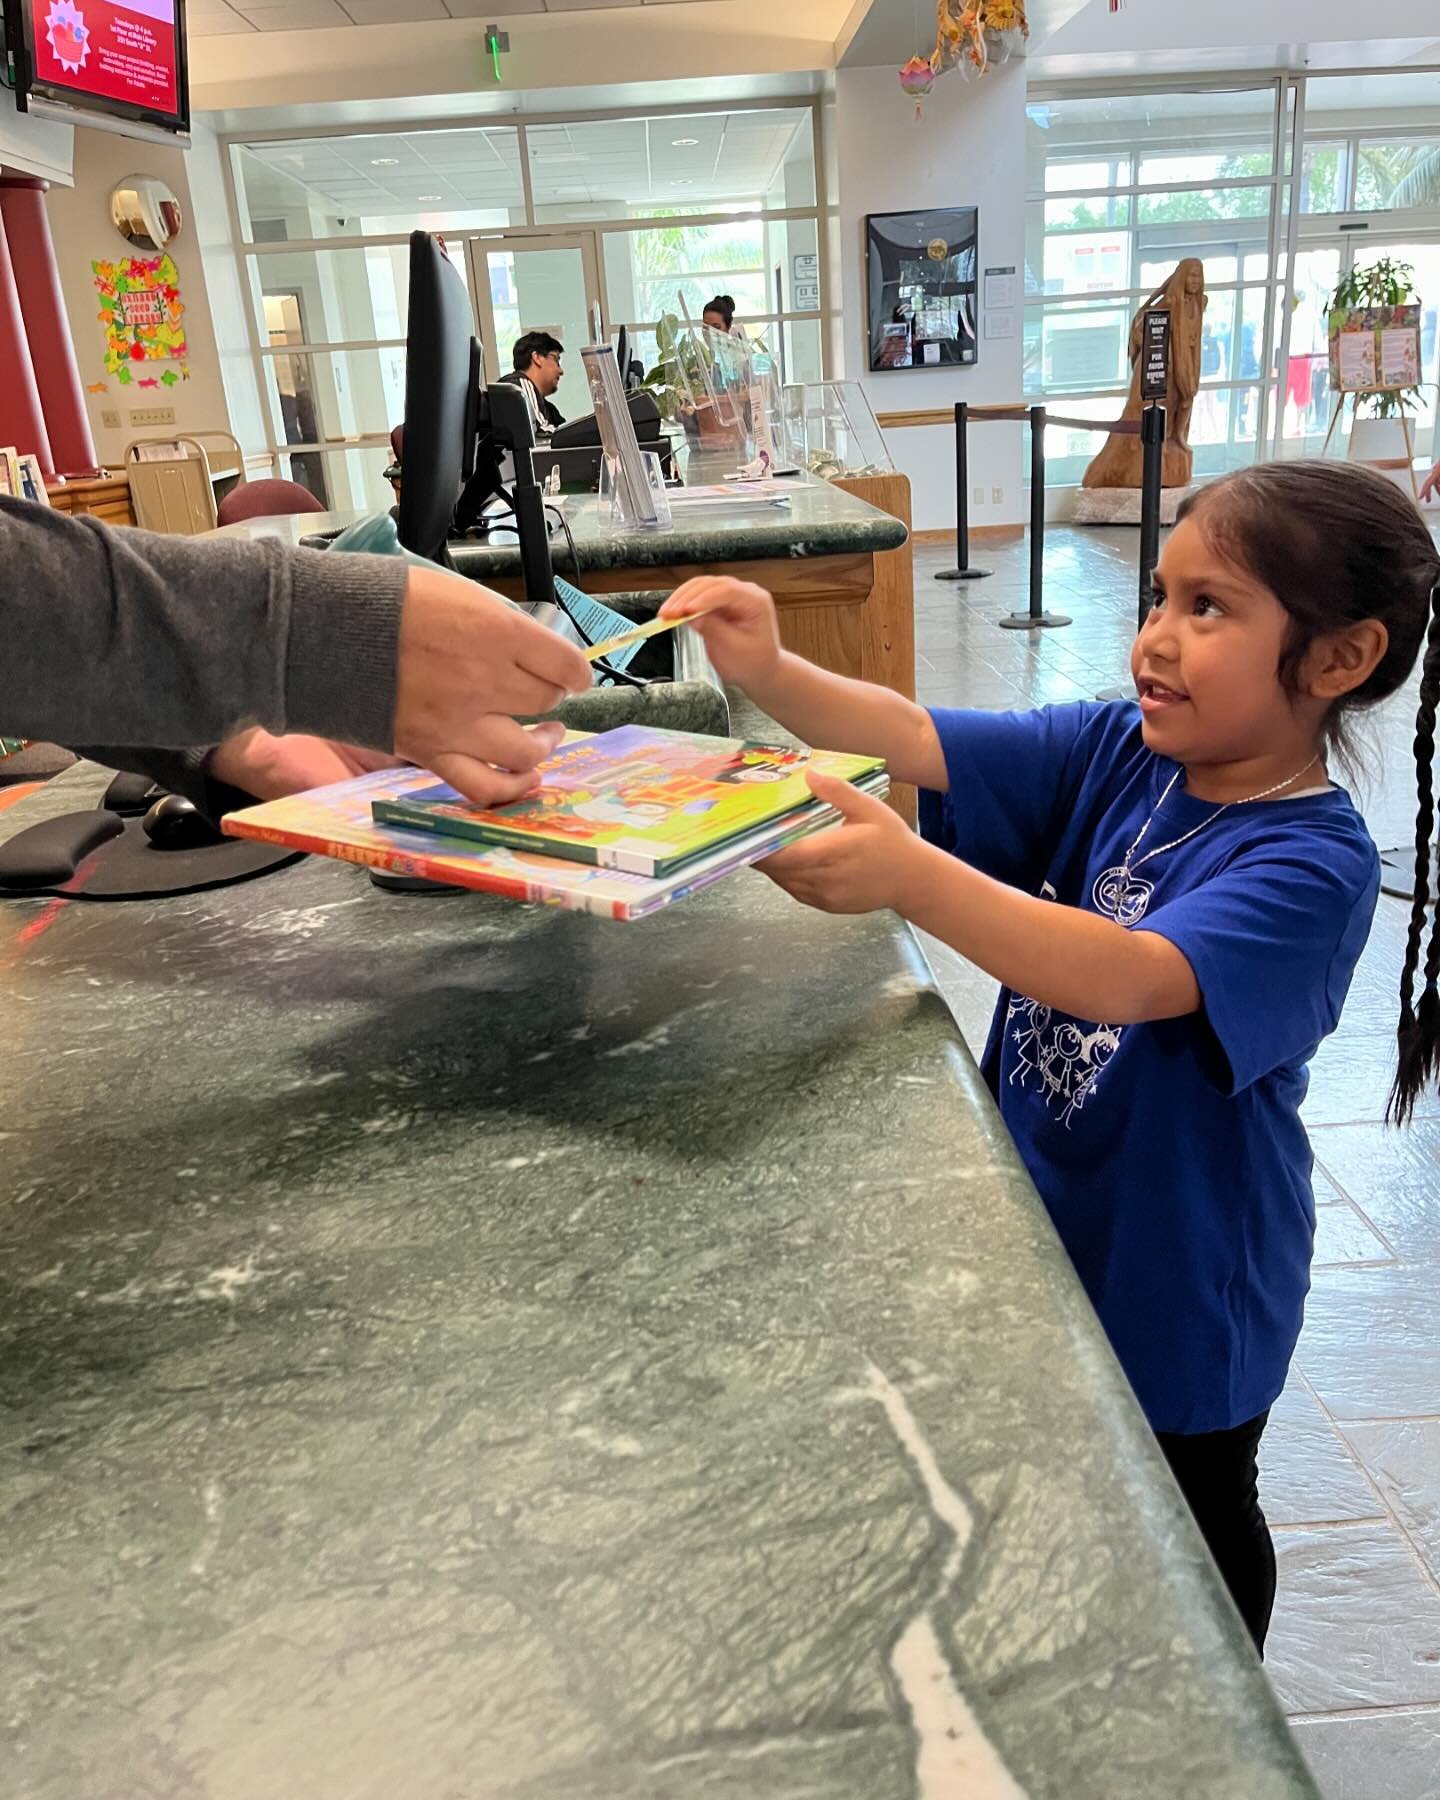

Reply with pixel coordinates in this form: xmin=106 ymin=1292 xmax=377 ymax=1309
xmin=142 ymin=793 xmax=223 ymax=850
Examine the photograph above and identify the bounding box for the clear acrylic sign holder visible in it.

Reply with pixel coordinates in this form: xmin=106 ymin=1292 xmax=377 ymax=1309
xmin=580 ymin=343 xmax=666 ymax=530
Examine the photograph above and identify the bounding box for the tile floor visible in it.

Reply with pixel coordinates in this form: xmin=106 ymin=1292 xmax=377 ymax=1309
xmin=909 ymin=526 xmax=1440 ymax=1799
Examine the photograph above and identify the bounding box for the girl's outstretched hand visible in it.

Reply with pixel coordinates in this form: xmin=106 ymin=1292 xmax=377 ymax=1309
xmin=659 ymin=576 xmax=782 ymax=691
xmin=759 ymin=772 xmax=920 ymax=915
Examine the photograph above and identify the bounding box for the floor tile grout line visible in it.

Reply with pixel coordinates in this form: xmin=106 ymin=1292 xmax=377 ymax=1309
xmin=1295 ymin=1367 xmax=1440 ymax=1605
xmin=1287 ymin=1700 xmax=1440 ymax=1724
xmin=1314 ymin=1412 xmax=1440 ymax=1426
xmin=1271 ymin=1516 xmax=1390 ymax=1532
xmin=1308 ymin=1153 xmax=1404 ymax=1260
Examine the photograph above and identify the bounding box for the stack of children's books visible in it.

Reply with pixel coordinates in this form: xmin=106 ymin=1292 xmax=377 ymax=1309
xmin=223 ymin=724 xmax=887 ymax=922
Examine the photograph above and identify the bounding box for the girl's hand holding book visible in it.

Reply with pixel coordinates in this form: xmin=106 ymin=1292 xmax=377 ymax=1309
xmin=660 ymin=577 xmax=782 ymax=692
xmin=759 ymin=772 xmax=921 ymax=915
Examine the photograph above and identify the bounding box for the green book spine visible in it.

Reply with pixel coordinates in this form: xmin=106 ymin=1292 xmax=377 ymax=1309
xmin=372 ymin=800 xmax=605 ymax=867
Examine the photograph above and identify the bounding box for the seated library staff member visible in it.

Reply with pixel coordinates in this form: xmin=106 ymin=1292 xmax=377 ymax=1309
xmin=503 ymin=332 xmax=566 ymax=441
xmin=702 ymin=295 xmax=737 ymax=335
xmin=0 ymin=498 xmax=590 ymax=812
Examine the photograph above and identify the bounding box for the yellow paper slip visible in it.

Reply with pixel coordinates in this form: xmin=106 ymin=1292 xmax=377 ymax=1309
xmin=583 ymin=604 xmax=717 ymax=664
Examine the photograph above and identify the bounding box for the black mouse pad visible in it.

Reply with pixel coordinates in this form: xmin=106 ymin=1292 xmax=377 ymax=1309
xmin=0 ymin=812 xmax=302 ymax=900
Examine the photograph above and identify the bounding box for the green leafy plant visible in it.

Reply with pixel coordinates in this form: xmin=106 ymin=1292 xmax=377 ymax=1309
xmin=1326 ymin=257 xmax=1423 ymax=419
xmin=642 ymin=312 xmax=714 ymax=424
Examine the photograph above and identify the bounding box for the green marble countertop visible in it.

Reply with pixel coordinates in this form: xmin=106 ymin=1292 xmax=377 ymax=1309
xmin=448 ymin=461 xmax=906 ymax=584
xmin=0 ymin=766 xmax=1316 ymax=1799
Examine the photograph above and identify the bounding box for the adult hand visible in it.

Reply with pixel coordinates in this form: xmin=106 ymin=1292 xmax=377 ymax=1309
xmin=1421 ymin=460 xmax=1440 ymax=504
xmin=209 ymin=729 xmax=402 ymax=802
xmin=659 ymin=576 xmax=782 ymax=692
xmin=759 ymin=773 xmax=920 ymax=915
xmin=392 ymin=567 xmax=590 ymax=805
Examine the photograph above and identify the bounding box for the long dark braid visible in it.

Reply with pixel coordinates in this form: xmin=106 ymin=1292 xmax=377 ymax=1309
xmin=1391 ymin=580 xmax=1440 ymax=1123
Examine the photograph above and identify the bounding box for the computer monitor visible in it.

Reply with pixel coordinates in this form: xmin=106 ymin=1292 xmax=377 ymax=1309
xmin=395 ymin=231 xmax=481 ymax=566
xmin=391 ymin=232 xmax=641 ymax=685
xmin=394 ymin=230 xmax=555 ymax=611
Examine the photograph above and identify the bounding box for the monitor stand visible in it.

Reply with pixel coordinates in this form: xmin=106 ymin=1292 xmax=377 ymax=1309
xmin=451 ymin=388 xmax=647 ymax=690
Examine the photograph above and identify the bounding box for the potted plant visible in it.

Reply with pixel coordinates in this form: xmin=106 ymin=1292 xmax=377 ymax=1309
xmin=642 ymin=313 xmax=747 ymax=452
xmin=1326 ymin=257 xmax=1424 ymax=473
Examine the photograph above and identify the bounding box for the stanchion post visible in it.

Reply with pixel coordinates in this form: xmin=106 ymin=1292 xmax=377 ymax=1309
xmin=1137 ymin=401 xmax=1166 ymax=630
xmin=999 ymin=404 xmax=1070 ymax=631
xmin=935 ymin=400 xmax=991 ymax=583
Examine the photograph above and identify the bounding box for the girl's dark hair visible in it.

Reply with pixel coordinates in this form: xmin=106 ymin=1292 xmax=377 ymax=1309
xmin=1177 ymin=461 xmax=1440 ymax=1123
xmin=703 ymin=294 xmax=736 ymax=329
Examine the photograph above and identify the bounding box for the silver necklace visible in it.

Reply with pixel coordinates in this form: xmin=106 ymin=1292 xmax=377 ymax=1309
xmin=1092 ymin=755 xmax=1321 ymax=926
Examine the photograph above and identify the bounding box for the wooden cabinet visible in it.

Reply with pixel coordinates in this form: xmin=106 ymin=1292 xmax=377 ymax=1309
xmin=46 ymin=476 xmax=134 ymax=528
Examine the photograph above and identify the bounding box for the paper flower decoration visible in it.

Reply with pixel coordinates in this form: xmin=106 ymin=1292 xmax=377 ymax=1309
xmin=899 ymin=55 xmax=937 ymax=117
xmin=904 ymin=0 xmax=1029 ymax=100
xmin=91 ymin=253 xmax=188 ymax=381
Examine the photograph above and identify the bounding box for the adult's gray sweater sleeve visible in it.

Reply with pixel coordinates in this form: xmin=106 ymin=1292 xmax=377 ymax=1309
xmin=2 ymin=498 xmax=409 ymax=752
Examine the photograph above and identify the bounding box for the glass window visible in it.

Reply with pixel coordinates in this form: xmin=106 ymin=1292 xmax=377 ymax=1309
xmin=1030 ymin=302 xmax=1133 ymax=392
xmin=259 ymin=348 xmax=405 ymax=449
xmin=1137 ymin=149 xmax=1272 ymax=187
xmin=1040 ymin=155 xmax=1129 ymax=195
xmin=527 ymin=108 xmax=815 ymax=224
xmin=1300 ymin=141 xmax=1351 ymax=214
xmin=250 ymin=245 xmax=415 ymax=348
xmin=1025 ymin=87 xmax=1278 ymax=187
xmin=278 ymin=446 xmax=395 ymax=516
xmin=232 ymin=130 xmax=524 ymax=242
xmin=1135 ymin=185 xmax=1271 ymax=225
xmin=603 ymin=222 xmax=771 ymax=330
xmin=1354 ymin=139 xmax=1440 ymax=212
xmin=1036 ymin=219 xmax=1134 ymax=296
xmin=1039 ymin=397 xmax=1132 ymax=484
xmin=1043 ymin=193 xmax=1128 ymax=232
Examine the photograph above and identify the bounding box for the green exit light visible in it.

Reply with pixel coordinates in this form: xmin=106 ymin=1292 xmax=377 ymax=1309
xmin=484 ymin=25 xmax=508 ymax=82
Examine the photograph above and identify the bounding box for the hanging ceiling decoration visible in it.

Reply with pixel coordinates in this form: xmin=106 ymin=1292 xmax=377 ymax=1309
xmin=898 ymin=1 xmax=1030 ymax=115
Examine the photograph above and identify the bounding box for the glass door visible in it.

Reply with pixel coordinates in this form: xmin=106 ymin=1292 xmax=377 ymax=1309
xmin=1275 ymin=242 xmax=1345 ymax=459
xmin=466 ymin=232 xmax=604 ymax=424
xmin=1359 ymin=237 xmax=1440 ymax=469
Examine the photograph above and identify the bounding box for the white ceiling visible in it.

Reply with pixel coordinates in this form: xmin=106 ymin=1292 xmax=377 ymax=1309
xmin=838 ymin=0 xmax=1088 ymax=66
xmin=189 ymin=0 xmax=740 ymax=34
xmin=238 ymin=107 xmax=810 ymax=215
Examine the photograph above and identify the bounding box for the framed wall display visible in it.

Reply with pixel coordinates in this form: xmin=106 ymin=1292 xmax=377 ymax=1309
xmin=865 ymin=208 xmax=979 ymax=373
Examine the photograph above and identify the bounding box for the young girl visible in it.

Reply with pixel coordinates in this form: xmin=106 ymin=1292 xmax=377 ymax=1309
xmin=661 ymin=460 xmax=1440 ymax=1654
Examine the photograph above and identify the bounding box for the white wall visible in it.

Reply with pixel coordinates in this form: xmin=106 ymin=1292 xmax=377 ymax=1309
xmin=834 ymin=61 xmax=1027 ymax=530
xmin=46 ymin=126 xmax=234 ymax=470
xmin=0 ymin=89 xmax=73 ymax=185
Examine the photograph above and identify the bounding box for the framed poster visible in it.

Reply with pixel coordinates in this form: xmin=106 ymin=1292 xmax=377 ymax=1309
xmin=865 ymin=208 xmax=979 ymax=372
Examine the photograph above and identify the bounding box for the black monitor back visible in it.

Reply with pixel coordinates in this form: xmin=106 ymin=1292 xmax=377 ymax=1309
xmin=396 ymin=231 xmax=479 ymax=564
xmin=550 ymin=389 xmax=662 ymax=451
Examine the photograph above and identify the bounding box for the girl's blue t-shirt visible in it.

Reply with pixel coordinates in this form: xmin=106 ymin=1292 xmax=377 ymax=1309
xmin=920 ymin=700 xmax=1380 ymax=1436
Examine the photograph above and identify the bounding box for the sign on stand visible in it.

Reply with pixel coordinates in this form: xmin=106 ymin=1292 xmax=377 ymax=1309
xmin=1141 ymin=308 xmax=1171 ymax=403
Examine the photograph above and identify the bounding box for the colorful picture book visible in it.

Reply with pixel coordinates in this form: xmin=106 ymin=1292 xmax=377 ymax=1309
xmin=371 ymin=726 xmax=886 ymax=877
xmin=222 ymin=758 xmax=888 ymax=923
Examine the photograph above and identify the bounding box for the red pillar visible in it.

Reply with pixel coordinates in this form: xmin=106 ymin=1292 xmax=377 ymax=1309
xmin=0 ymin=178 xmax=98 ymax=479
xmin=0 ymin=204 xmax=53 ymax=479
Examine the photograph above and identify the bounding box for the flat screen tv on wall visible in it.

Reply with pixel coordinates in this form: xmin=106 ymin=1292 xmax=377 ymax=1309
xmin=6 ymin=0 xmax=191 ymax=142
xmin=866 ymin=207 xmax=979 ymax=373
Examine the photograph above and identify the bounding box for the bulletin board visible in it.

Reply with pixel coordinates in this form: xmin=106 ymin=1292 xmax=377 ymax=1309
xmin=1326 ymin=301 xmax=1421 ymax=396
xmin=91 ymin=253 xmax=189 ymax=385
